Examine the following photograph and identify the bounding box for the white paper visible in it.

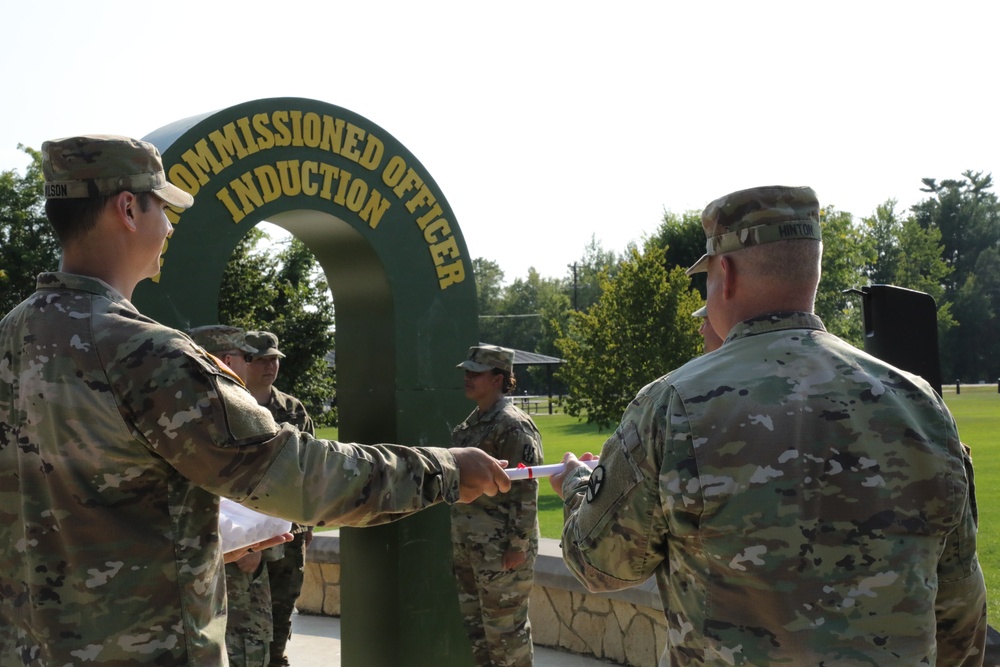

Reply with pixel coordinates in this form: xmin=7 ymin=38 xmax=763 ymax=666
xmin=219 ymin=497 xmax=292 ymax=553
xmin=505 ymin=458 xmax=599 ymax=480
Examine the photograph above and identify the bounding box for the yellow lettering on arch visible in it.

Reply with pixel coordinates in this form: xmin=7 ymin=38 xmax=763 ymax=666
xmin=302 ymin=161 xmax=319 ymax=196
xmin=216 ymin=186 xmax=246 ymax=223
xmin=253 ymin=113 xmax=275 ymax=150
xmin=231 ymin=173 xmax=265 ymax=213
xmin=320 ymin=115 xmax=345 ymax=154
xmin=254 ymin=165 xmax=282 ymax=203
xmin=359 ymin=134 xmax=384 ymax=170
xmin=360 ymin=190 xmax=390 ymax=229
xmin=429 ymin=237 xmax=459 ymax=266
xmin=423 ymin=218 xmax=451 ymax=243
xmin=207 ymin=123 xmax=249 ymax=169
xmin=436 ymin=261 xmax=465 ymax=289
xmin=341 ymin=124 xmax=365 ymax=163
xmin=276 ymin=160 xmax=302 ymax=197
xmin=181 ymin=139 xmax=225 ymax=185
xmin=273 ymin=111 xmax=292 ymax=147
xmin=168 ymin=164 xmax=200 ymax=197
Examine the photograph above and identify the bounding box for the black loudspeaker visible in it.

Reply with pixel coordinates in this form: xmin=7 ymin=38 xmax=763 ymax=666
xmin=855 ymin=284 xmax=942 ymax=396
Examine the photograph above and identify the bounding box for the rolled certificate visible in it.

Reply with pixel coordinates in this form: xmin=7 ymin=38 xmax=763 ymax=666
xmin=219 ymin=497 xmax=293 ymax=553
xmin=505 ymin=458 xmax=599 ymax=480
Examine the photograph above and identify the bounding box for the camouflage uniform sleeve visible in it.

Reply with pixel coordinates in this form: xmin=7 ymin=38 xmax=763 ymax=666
xmin=285 ymin=392 xmax=315 ymax=436
xmin=496 ymin=417 xmax=543 ymax=553
xmin=246 ymin=424 xmax=460 ymax=527
xmin=110 ymin=336 xmax=284 ymax=497
xmin=113 ymin=342 xmax=460 ymax=526
xmin=560 ymin=384 xmax=670 ymax=591
xmin=934 ymin=443 xmax=988 ymax=665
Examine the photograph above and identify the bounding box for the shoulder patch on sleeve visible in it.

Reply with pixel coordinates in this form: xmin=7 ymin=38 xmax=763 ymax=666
xmin=205 ymin=351 xmax=247 ymax=387
xmin=216 ymin=377 xmax=280 ymax=443
xmin=586 ymin=464 xmax=606 ymax=502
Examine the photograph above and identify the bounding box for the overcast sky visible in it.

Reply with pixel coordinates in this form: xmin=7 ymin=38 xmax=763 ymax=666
xmin=3 ymin=1 xmax=997 ymax=282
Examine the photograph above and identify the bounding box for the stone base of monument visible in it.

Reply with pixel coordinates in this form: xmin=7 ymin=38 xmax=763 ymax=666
xmin=299 ymin=533 xmax=998 ymax=667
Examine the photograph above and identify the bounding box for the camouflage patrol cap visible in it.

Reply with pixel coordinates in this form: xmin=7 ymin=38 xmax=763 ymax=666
xmin=686 ymin=185 xmax=821 ymax=275
xmin=41 ymin=134 xmax=194 ymax=209
xmin=245 ymin=331 xmax=285 ymax=358
xmin=188 ymin=325 xmax=257 ymax=355
xmin=457 ymin=345 xmax=514 ymax=374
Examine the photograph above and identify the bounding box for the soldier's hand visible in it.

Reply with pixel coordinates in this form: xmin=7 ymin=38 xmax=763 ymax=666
xmin=502 ymin=548 xmax=527 ymax=570
xmin=452 ymin=448 xmax=511 ymax=503
xmin=550 ymin=452 xmax=599 ymax=499
xmin=223 ymin=531 xmax=293 ymax=564
xmin=236 ymin=550 xmax=263 ymax=573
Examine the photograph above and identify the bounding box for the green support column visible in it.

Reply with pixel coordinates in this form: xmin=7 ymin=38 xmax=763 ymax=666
xmin=135 ymin=97 xmax=479 ymax=666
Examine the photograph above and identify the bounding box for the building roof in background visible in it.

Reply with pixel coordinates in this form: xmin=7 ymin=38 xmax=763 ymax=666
xmin=325 ymin=347 xmax=564 ymax=367
xmin=482 ymin=345 xmax=564 ymax=366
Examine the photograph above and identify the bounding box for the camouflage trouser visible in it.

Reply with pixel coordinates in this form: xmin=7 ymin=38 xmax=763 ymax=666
xmin=225 ymin=559 xmax=273 ymax=667
xmin=267 ymin=530 xmax=307 ymax=666
xmin=452 ymin=541 xmax=536 ymax=667
xmin=227 ymin=636 xmax=270 ymax=667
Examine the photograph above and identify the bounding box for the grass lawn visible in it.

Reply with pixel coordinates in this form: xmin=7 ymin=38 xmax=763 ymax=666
xmin=941 ymin=385 xmax=1000 ymax=621
xmin=315 ymin=414 xmax=611 ymax=541
xmin=523 ymin=413 xmax=613 ymax=539
xmin=318 ymin=387 xmax=999 ymax=619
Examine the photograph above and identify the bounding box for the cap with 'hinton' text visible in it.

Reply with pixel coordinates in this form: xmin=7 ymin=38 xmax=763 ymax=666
xmin=686 ymin=185 xmax=820 ymax=275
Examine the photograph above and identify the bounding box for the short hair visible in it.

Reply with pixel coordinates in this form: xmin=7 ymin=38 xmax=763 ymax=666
xmin=45 ymin=191 xmax=155 ymax=246
xmin=736 ymin=239 xmax=822 ymax=285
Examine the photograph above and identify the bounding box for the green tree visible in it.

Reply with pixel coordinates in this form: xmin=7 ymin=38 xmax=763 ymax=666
xmin=566 ymin=235 xmax=620 ymax=311
xmin=217 ymin=228 xmax=281 ymax=322
xmin=861 ymin=203 xmax=954 ymax=334
xmin=497 ymin=270 xmax=569 ymax=349
xmin=555 ymin=246 xmax=702 ymax=429
xmin=912 ymin=172 xmax=1000 ymax=380
xmin=913 ymin=171 xmax=1000 ymax=295
xmin=505 ymin=271 xmax=572 ymax=394
xmin=471 ymin=262 xmax=571 ymax=395
xmin=646 ymin=209 xmax=705 ymax=274
xmin=473 ymin=257 xmax=506 ymax=345
xmin=472 ymin=257 xmax=505 ymax=316
xmin=219 ymin=232 xmax=338 ymax=425
xmin=944 ymin=274 xmax=995 ymax=382
xmin=861 ymin=199 xmax=903 ymax=286
xmin=0 ymin=146 xmax=60 ymax=314
xmin=815 ymin=206 xmax=873 ymax=346
xmin=894 ymin=216 xmax=952 ymax=308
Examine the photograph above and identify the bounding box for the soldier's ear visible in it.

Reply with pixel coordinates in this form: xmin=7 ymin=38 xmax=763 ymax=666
xmin=111 ymin=191 xmax=138 ymax=232
xmin=720 ymin=255 xmax=738 ymax=300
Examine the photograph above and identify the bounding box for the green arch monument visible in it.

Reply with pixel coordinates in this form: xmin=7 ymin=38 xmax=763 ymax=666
xmin=137 ymin=97 xmax=479 ymax=666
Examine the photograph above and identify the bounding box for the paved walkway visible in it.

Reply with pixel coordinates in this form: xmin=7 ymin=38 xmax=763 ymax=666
xmin=286 ymin=611 xmax=616 ymax=666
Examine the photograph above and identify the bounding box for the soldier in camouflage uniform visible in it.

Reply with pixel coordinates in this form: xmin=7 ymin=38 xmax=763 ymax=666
xmin=451 ymin=345 xmax=544 ymax=666
xmin=552 ymin=185 xmax=987 ymax=666
xmin=188 ymin=324 xmax=258 ymax=379
xmin=243 ymin=330 xmax=315 ymax=667
xmin=0 ymin=134 xmax=510 ymax=666
xmin=189 ymin=325 xmax=278 ymax=667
